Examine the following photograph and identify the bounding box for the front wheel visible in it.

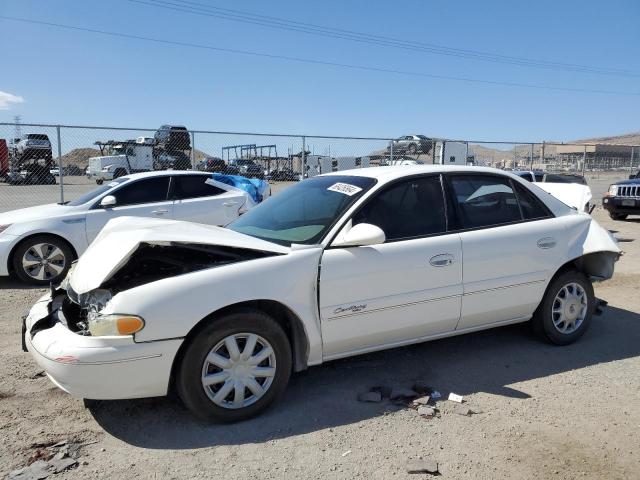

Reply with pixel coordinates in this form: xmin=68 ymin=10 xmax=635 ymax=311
xmin=532 ymin=270 xmax=594 ymax=345
xmin=12 ymin=235 xmax=74 ymax=285
xmin=176 ymin=308 xmax=292 ymax=422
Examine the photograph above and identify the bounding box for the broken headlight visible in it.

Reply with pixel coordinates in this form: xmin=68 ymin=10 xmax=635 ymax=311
xmin=87 ymin=313 xmax=145 ymax=337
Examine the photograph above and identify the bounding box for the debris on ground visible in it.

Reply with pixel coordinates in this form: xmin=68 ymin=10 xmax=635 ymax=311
xmin=448 ymin=392 xmax=463 ymax=403
xmin=412 ymin=395 xmax=431 ymax=406
xmin=341 ymin=450 xmax=352 ymax=457
xmin=27 ymin=370 xmax=46 ymax=379
xmin=417 ymin=406 xmax=438 ymax=418
xmin=453 ymin=405 xmax=476 ymax=416
xmin=390 ymin=387 xmax=419 ymax=401
xmin=406 ymin=459 xmax=440 ymax=475
xmin=358 ymin=391 xmax=382 ymax=403
xmin=412 ymin=381 xmax=434 ymax=395
xmin=8 ymin=439 xmax=88 ymax=480
xmin=430 ymin=390 xmax=442 ymax=400
xmin=370 ymin=386 xmax=392 ymax=399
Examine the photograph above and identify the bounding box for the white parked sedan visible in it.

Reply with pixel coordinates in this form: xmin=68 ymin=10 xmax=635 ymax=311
xmin=0 ymin=171 xmax=258 ymax=285
xmin=23 ymin=166 xmax=620 ymax=422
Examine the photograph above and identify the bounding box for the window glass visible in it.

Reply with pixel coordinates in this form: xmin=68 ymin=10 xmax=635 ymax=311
xmin=353 ymin=176 xmax=446 ymax=240
xmin=514 ymin=182 xmax=551 ymax=219
xmin=112 ymin=176 xmax=170 ymax=206
xmin=449 ymin=175 xmax=521 ymax=229
xmin=229 ymin=175 xmax=375 ymax=246
xmin=70 ymin=178 xmax=128 ymax=206
xmin=174 ymin=175 xmax=225 ymax=199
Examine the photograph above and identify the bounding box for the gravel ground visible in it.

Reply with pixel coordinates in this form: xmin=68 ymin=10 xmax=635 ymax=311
xmin=1 ymin=175 xmax=639 ymax=479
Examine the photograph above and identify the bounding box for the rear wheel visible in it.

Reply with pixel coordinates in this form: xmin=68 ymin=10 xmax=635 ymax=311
xmin=96 ymin=179 xmax=104 ymax=185
xmin=532 ymin=270 xmax=594 ymax=345
xmin=12 ymin=235 xmax=74 ymax=285
xmin=609 ymin=212 xmax=628 ymax=221
xmin=176 ymin=308 xmax=292 ymax=422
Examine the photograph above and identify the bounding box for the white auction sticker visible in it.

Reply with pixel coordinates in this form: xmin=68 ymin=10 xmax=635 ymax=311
xmin=327 ymin=182 xmax=362 ymax=196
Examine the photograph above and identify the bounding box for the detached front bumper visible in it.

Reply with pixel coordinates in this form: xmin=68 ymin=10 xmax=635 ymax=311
xmin=23 ymin=292 xmax=182 ymax=400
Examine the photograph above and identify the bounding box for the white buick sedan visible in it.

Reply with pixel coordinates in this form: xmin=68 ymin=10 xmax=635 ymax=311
xmin=23 ymin=166 xmax=620 ymax=422
xmin=0 ymin=171 xmax=259 ymax=285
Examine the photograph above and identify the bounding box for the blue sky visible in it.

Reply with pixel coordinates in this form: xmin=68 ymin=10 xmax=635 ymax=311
xmin=1 ymin=0 xmax=639 ymax=143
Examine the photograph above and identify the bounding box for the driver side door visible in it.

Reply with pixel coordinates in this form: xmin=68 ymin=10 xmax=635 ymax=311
xmin=84 ymin=176 xmax=173 ymax=243
xmin=319 ymin=175 xmax=463 ymax=359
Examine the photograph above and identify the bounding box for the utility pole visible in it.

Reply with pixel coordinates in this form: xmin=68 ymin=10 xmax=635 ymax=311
xmin=13 ymin=115 xmax=21 ymax=141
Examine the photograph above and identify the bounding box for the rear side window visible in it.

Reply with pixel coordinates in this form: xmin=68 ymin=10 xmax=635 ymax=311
xmin=354 ymin=176 xmax=446 ymax=240
xmin=448 ymin=175 xmax=521 ymax=229
xmin=112 ymin=176 xmax=170 ymax=206
xmin=513 ymin=182 xmax=551 ymax=219
xmin=174 ymin=175 xmax=225 ymax=199
xmin=27 ymin=134 xmax=49 ymax=141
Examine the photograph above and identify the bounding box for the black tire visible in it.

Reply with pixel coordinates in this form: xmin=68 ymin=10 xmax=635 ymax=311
xmin=96 ymin=179 xmax=104 ymax=185
xmin=532 ymin=270 xmax=594 ymax=345
xmin=12 ymin=235 xmax=75 ymax=285
xmin=176 ymin=308 xmax=292 ymax=422
xmin=609 ymin=212 xmax=627 ymax=221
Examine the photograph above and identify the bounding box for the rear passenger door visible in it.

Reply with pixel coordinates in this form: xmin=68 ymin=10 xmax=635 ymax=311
xmin=171 ymin=175 xmax=246 ymax=226
xmin=445 ymin=173 xmax=567 ymax=330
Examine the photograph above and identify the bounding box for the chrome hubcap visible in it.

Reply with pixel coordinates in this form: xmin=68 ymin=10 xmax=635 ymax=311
xmin=552 ymin=282 xmax=587 ymax=334
xmin=22 ymin=243 xmax=66 ymax=280
xmin=201 ymin=333 xmax=276 ymax=409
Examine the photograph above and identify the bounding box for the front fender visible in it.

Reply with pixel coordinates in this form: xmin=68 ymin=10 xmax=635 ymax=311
xmin=103 ymin=247 xmax=325 ymax=366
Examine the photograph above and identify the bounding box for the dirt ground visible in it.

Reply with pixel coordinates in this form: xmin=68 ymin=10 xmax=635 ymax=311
xmin=1 ymin=178 xmax=639 ymax=479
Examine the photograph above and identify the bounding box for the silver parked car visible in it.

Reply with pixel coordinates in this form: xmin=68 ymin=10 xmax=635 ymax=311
xmin=391 ymin=135 xmax=432 ymax=155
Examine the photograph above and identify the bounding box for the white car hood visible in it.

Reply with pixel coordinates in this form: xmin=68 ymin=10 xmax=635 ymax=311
xmin=0 ymin=203 xmax=84 ymax=225
xmin=69 ymin=216 xmax=289 ymax=294
xmin=536 ymin=183 xmax=592 ymax=212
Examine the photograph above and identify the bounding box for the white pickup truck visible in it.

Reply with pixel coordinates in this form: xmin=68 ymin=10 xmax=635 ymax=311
xmin=88 ymin=137 xmax=154 ymax=184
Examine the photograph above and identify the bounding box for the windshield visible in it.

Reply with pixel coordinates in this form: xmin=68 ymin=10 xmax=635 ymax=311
xmin=228 ymin=175 xmax=376 ymax=246
xmin=66 ymin=178 xmax=128 ymax=206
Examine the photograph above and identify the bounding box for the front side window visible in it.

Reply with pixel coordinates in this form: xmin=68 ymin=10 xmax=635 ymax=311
xmin=69 ymin=178 xmax=128 ymax=206
xmin=111 ymin=176 xmax=170 ymax=206
xmin=353 ymin=176 xmax=446 ymax=240
xmin=448 ymin=175 xmax=521 ymax=229
xmin=174 ymin=175 xmax=224 ymax=199
xmin=228 ymin=175 xmax=375 ymax=246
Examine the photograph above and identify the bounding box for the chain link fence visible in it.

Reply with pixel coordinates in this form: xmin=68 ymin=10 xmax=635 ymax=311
xmin=1 ymin=123 xmax=639 ymax=212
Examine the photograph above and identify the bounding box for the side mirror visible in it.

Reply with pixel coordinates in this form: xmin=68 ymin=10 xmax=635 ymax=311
xmin=332 ymin=223 xmax=385 ymax=248
xmin=100 ymin=195 xmax=116 ymax=208
xmin=629 ymin=174 xmax=637 ymax=180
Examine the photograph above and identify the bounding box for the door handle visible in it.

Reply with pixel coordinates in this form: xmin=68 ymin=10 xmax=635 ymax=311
xmin=151 ymin=209 xmax=168 ymax=215
xmin=537 ymin=237 xmax=557 ymax=249
xmin=223 ymin=201 xmax=239 ymax=207
xmin=429 ymin=253 xmax=454 ymax=267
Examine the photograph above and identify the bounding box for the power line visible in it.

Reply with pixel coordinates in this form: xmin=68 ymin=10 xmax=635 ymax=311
xmin=129 ymin=0 xmax=640 ymax=78
xmin=2 ymin=15 xmax=639 ymax=97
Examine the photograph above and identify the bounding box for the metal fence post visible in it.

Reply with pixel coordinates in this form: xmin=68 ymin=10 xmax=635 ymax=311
xmin=540 ymin=141 xmax=545 ymax=170
xmin=631 ymin=146 xmax=635 ymax=171
xmin=389 ymin=140 xmax=394 ymax=164
xmin=191 ymin=131 xmax=196 ymax=169
xmin=56 ymin=125 xmax=64 ymax=204
xmin=582 ymin=145 xmax=587 ymax=176
xmin=530 ymin=143 xmax=534 ymax=170
xmin=302 ymin=136 xmax=306 ymax=179
xmin=465 ymin=142 xmax=469 ymax=165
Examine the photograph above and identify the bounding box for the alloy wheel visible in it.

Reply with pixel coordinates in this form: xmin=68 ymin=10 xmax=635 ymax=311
xmin=21 ymin=243 xmax=66 ymax=281
xmin=551 ymin=282 xmax=587 ymax=334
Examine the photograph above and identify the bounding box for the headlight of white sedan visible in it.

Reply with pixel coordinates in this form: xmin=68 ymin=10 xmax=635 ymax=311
xmin=87 ymin=313 xmax=145 ymax=336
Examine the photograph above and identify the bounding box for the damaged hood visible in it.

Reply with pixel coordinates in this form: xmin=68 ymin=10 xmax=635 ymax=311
xmin=69 ymin=216 xmax=289 ymax=294
xmin=536 ymin=183 xmax=592 ymax=212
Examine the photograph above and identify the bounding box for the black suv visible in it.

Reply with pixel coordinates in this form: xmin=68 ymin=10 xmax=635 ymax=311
xmin=154 ymin=125 xmax=191 ymax=151
xmin=602 ymin=170 xmax=640 ymax=220
xmin=230 ymin=159 xmax=264 ymax=179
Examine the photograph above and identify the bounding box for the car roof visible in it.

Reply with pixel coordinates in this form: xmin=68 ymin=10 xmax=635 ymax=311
xmin=122 ymin=170 xmax=210 ymax=181
xmin=321 ymin=165 xmax=514 ymax=182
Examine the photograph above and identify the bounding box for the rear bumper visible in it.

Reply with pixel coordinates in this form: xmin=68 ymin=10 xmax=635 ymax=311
xmin=24 ymin=294 xmax=182 ymax=399
xmin=602 ymin=196 xmax=640 ymax=214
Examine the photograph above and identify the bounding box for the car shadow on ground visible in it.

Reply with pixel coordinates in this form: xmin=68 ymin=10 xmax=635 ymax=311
xmin=90 ymin=305 xmax=640 ymax=449
xmin=0 ymin=277 xmax=43 ymax=290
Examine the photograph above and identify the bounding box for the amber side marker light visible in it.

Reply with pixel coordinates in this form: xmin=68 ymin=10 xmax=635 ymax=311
xmin=117 ymin=316 xmax=145 ymax=335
